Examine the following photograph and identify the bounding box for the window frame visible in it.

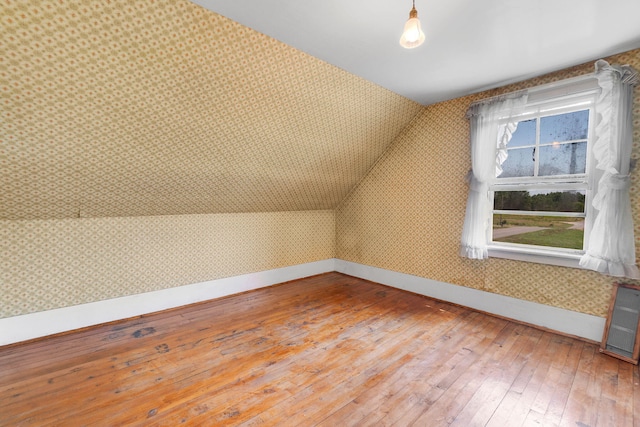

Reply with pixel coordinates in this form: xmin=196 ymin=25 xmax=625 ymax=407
xmin=486 ymin=87 xmax=600 ymax=268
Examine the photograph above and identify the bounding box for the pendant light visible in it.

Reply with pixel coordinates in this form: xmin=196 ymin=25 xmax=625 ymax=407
xmin=399 ymin=0 xmax=425 ymax=49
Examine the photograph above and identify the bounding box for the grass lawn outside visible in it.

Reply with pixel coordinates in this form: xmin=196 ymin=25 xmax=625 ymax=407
xmin=495 ymin=228 xmax=584 ymax=250
xmin=492 ymin=213 xmax=584 ymax=249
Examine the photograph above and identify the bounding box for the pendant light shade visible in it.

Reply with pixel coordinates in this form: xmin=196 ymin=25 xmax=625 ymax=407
xmin=399 ymin=1 xmax=425 ymax=49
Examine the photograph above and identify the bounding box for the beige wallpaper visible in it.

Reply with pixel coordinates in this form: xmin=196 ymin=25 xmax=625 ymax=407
xmin=0 ymin=0 xmax=417 ymax=321
xmin=0 ymin=211 xmax=335 ymax=318
xmin=2 ymin=0 xmax=637 ymax=322
xmin=0 ymin=0 xmax=422 ymax=220
xmin=337 ymin=49 xmax=640 ymax=317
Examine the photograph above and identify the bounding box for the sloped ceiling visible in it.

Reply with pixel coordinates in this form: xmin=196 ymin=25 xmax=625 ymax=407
xmin=0 ymin=0 xmax=423 ymax=220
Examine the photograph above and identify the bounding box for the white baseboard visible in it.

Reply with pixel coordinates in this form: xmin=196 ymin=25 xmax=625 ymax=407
xmin=0 ymin=259 xmax=336 ymax=346
xmin=335 ymin=259 xmax=606 ymax=342
xmin=1 ymin=258 xmax=606 ymax=346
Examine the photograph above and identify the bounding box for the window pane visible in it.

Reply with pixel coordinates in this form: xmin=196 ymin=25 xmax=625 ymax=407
xmin=508 ymin=118 xmax=536 ymax=148
xmin=540 ymin=110 xmax=589 ymax=144
xmin=538 ymin=142 xmax=587 ymax=176
xmin=499 ymin=147 xmax=534 ymax=178
xmin=494 ymin=190 xmax=585 ymax=213
xmin=492 ymin=214 xmax=584 ymax=250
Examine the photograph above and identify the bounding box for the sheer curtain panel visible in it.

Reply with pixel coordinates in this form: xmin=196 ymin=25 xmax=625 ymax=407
xmin=579 ymin=60 xmax=640 ymax=279
xmin=460 ymin=93 xmax=528 ymax=259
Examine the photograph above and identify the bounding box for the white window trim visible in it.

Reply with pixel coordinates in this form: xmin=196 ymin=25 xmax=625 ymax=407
xmin=485 ymin=76 xmax=599 ymax=266
xmin=487 ymin=244 xmax=584 ymax=269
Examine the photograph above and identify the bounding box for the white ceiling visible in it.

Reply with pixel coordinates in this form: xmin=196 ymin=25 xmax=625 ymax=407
xmin=192 ymin=0 xmax=640 ymax=105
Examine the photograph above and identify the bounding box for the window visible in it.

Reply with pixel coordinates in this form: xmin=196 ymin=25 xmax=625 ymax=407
xmin=489 ymin=99 xmax=595 ymax=261
xmin=460 ymin=60 xmax=639 ymax=278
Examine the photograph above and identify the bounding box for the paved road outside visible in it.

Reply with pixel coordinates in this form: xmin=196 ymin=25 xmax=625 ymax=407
xmin=493 ymin=220 xmax=584 ymax=239
xmin=493 ymin=226 xmax=548 ymax=239
xmin=567 ymin=220 xmax=585 ymax=230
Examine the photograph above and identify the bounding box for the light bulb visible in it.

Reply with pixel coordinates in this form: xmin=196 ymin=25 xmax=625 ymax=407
xmin=399 ymin=6 xmax=425 ymax=49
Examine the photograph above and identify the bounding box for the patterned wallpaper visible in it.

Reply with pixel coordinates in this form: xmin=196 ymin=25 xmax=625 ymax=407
xmin=0 ymin=211 xmax=335 ymax=318
xmin=0 ymin=0 xmax=417 ymax=320
xmin=1 ymin=0 xmax=637 ymax=321
xmin=0 ymin=0 xmax=422 ymax=220
xmin=337 ymin=49 xmax=640 ymax=317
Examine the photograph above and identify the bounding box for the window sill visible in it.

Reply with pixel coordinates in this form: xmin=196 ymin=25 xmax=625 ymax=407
xmin=487 ymin=244 xmax=586 ymax=269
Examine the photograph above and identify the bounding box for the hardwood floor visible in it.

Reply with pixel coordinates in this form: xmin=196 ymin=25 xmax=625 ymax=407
xmin=1 ymin=272 xmax=638 ymax=426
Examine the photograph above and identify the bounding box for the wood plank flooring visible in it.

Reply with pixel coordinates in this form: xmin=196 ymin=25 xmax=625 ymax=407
xmin=1 ymin=272 xmax=638 ymax=426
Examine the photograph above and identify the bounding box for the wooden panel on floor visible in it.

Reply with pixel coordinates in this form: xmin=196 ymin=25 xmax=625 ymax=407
xmin=1 ymin=272 xmax=638 ymax=426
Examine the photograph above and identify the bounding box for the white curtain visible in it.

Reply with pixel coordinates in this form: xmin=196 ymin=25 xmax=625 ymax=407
xmin=460 ymin=92 xmax=528 ymax=259
xmin=579 ymin=60 xmax=640 ymax=279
